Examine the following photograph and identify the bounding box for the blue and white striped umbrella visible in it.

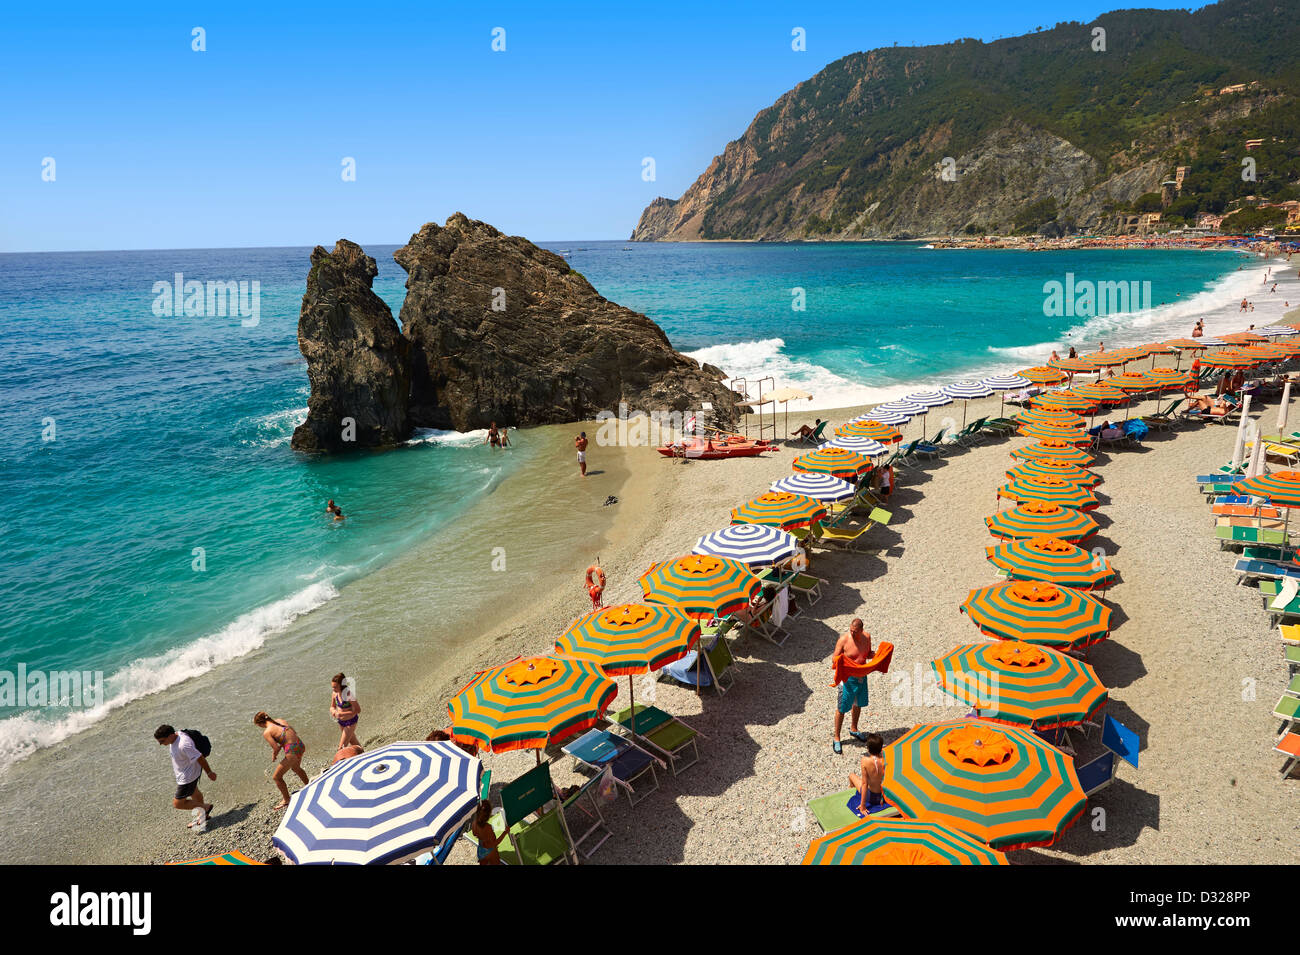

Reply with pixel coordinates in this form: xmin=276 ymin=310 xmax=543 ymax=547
xmin=874 ymin=399 xmax=926 ymax=416
xmin=693 ymin=524 xmax=800 ymax=567
xmin=1196 ymin=338 xmax=1227 ymax=347
xmin=981 ymin=374 xmax=1033 ymax=391
xmin=902 ymin=390 xmax=954 ymax=408
xmin=942 ymin=381 xmax=995 ymax=399
xmin=272 ymin=741 xmax=482 ymax=865
xmin=860 ymin=409 xmax=913 ymax=425
xmin=1258 ymin=326 xmax=1299 ymax=337
xmin=771 ymin=472 xmax=857 ymax=503
xmin=819 ymin=436 xmax=888 ymax=457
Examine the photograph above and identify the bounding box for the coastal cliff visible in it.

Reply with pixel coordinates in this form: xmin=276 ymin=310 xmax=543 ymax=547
xmin=633 ymin=0 xmax=1300 ymax=241
xmin=291 ymin=241 xmax=411 ymax=453
xmin=293 ymin=215 xmax=739 ymax=451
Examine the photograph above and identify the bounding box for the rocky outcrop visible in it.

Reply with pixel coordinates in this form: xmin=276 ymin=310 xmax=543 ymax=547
xmin=394 ymin=214 xmax=739 ymax=431
xmin=290 ymin=240 xmax=411 ymax=452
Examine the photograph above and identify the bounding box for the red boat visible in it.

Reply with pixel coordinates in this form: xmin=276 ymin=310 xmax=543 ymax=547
xmin=657 ymin=435 xmax=778 ymax=459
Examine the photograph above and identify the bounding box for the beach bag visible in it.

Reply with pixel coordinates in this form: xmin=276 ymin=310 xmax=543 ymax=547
xmin=182 ymin=729 xmax=212 ymax=757
xmin=595 ymin=765 xmax=618 ymax=805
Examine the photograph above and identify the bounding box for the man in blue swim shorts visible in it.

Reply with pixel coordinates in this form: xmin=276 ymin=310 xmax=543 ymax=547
xmin=832 ymin=618 xmax=874 ymax=754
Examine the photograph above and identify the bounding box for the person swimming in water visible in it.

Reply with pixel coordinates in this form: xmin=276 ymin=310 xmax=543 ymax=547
xmin=487 ymin=422 xmax=501 ymax=448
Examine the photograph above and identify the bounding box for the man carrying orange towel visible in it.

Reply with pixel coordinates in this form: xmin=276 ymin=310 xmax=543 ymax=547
xmin=832 ymin=618 xmax=873 ymax=754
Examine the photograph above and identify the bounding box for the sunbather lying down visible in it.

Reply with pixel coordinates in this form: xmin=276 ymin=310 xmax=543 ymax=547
xmin=1187 ymin=394 xmax=1234 ymax=414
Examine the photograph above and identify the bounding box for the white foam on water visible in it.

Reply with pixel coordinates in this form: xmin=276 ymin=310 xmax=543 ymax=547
xmin=240 ymin=404 xmax=308 ymax=448
xmin=406 ymin=428 xmax=490 ymax=447
xmin=0 ymin=580 xmax=339 ymax=775
xmin=685 ymin=337 xmax=882 ymax=411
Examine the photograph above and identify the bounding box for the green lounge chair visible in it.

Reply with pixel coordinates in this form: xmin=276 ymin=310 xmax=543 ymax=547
xmin=807 ymin=789 xmax=900 ymax=833
xmin=797 ymin=420 xmax=828 ymax=446
xmin=961 ymin=416 xmax=991 ymax=445
xmin=1286 ymin=673 xmax=1300 ymax=699
xmin=611 ymin=703 xmax=701 ymax=777
xmin=1217 ymin=524 xmax=1288 ymax=550
xmin=1285 ymin=643 xmax=1300 ymax=677
xmin=816 ymin=507 xmax=891 ymax=552
xmin=1274 ymin=694 xmax=1300 ymax=737
xmin=474 ymin=761 xmax=580 ymax=865
xmin=981 ymin=417 xmax=1018 ymax=436
xmin=1142 ymin=397 xmax=1184 ymax=431
xmin=1259 ymin=577 xmax=1300 ymax=623
xmin=895 ymin=439 xmax=922 ymax=469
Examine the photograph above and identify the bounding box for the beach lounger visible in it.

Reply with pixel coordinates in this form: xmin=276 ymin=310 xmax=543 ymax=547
xmin=1287 ymin=674 xmax=1300 ymax=699
xmin=1285 ymin=644 xmax=1300 ymax=677
xmin=1142 ymin=397 xmax=1184 ymax=430
xmin=960 ymin=416 xmax=991 ymax=445
xmin=1273 ymin=694 xmax=1300 ymax=737
xmin=562 ymin=728 xmax=660 ymax=808
xmin=736 ymin=592 xmax=791 ymax=646
xmin=807 ymin=788 xmax=899 ymax=833
xmin=610 ymin=703 xmax=701 ymax=777
xmin=1233 ymin=558 xmax=1300 ymax=585
xmin=1280 ymin=623 xmax=1300 ymax=646
xmin=1215 ymin=504 xmax=1282 ymax=520
xmin=1264 ymin=443 xmax=1300 ymax=465
xmin=1245 ymin=544 xmax=1299 ymax=563
xmin=982 ymin=417 xmax=1018 ymax=436
xmin=914 ymin=430 xmax=946 ymax=461
xmin=895 ymin=439 xmax=923 ymax=469
xmin=1260 ymin=577 xmax=1300 ymax=624
xmin=1071 ymin=713 xmax=1139 ymax=798
xmin=1216 ymin=525 xmax=1289 ymax=550
xmin=472 ymin=761 xmax=580 ymax=865
xmin=1274 ymin=732 xmax=1300 ymax=778
xmin=816 ymin=508 xmax=891 ymax=552
xmin=796 ymin=420 xmax=829 ymax=446
xmin=660 ymin=625 xmax=736 ymax=694
xmin=760 ymin=566 xmax=826 ymax=606
xmin=1196 ymin=473 xmax=1245 ymax=485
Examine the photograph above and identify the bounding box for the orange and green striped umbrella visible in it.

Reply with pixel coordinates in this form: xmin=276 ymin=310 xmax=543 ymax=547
xmin=1145 ymin=367 xmax=1194 ymax=388
xmin=1049 ymin=357 xmax=1099 ymax=373
xmin=883 ymin=718 xmax=1086 ymax=850
xmin=802 ymin=817 xmax=1008 ymax=866
xmin=961 ymin=580 xmax=1111 ymax=650
xmin=835 ymin=419 xmax=902 ymax=443
xmin=792 ymin=446 xmax=870 ymax=480
xmin=1015 ymin=366 xmax=1069 ymax=385
xmin=1200 ymin=349 xmax=1259 ymax=369
xmin=730 ymin=491 xmax=827 ymax=530
xmin=638 ymin=554 xmax=759 ymax=620
xmin=1111 ymin=370 xmax=1158 ymax=391
xmin=1016 ymin=421 xmax=1089 ymax=444
xmin=1164 ymin=338 xmax=1209 ymax=350
xmin=169 ymin=850 xmax=265 ymax=865
xmin=556 ymin=603 xmax=699 ymax=676
xmin=1083 ymin=351 xmax=1130 ymax=367
xmin=1010 ymin=441 xmax=1096 ymax=466
xmin=1029 ymin=391 xmax=1094 ymax=411
xmin=448 ymin=655 xmax=618 ymax=753
xmin=1237 ymin=344 xmax=1284 ymax=361
xmin=985 ymin=501 xmax=1099 ymax=543
xmin=1220 ymin=331 xmax=1268 ymax=343
xmin=931 ymin=642 xmax=1108 ymax=730
xmin=1068 ymin=381 xmax=1128 ymax=404
xmin=985 ymin=535 xmax=1116 ymax=589
xmin=997 ymin=477 xmax=1100 ymax=511
xmin=1007 ymin=459 xmax=1099 ymax=487
xmin=1019 ymin=406 xmax=1087 ymax=428
xmin=1233 ymin=470 xmax=1300 ymax=509
xmin=1138 ymin=342 xmax=1178 ymax=356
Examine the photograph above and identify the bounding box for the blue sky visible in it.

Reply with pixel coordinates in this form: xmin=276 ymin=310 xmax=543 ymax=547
xmin=1 ymin=1 xmax=1204 ymax=251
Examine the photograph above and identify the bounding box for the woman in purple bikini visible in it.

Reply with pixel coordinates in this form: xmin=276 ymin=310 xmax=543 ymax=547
xmin=330 ymin=672 xmax=362 ymax=752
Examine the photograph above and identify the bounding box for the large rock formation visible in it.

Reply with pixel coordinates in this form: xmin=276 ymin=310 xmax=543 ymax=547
xmin=290 ymin=240 xmax=411 ymax=452
xmin=393 ymin=213 xmax=739 ymax=431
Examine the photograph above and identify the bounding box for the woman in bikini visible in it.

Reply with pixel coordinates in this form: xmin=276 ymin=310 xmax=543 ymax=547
xmin=253 ymin=711 xmax=308 ymax=809
xmin=331 ymin=672 xmax=362 ymax=751
xmin=486 ymin=422 xmax=501 ymax=448
xmin=469 ymin=800 xmax=503 ymax=865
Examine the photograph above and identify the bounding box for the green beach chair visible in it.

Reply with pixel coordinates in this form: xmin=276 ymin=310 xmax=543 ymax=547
xmin=807 ymin=789 xmax=900 ymax=833
xmin=982 ymin=417 xmax=1018 ymax=436
xmin=476 ymin=762 xmax=580 ymax=866
xmin=895 ymin=439 xmax=922 ymax=469
xmin=1259 ymin=577 xmax=1300 ymax=624
xmin=1217 ymin=524 xmax=1288 ymax=550
xmin=797 ymin=420 xmax=828 ymax=446
xmin=816 ymin=507 xmax=891 ymax=552
xmin=1285 ymin=643 xmax=1300 ymax=677
xmin=1142 ymin=397 xmax=1184 ymax=431
xmin=611 ymin=703 xmax=701 ymax=777
xmin=1273 ymin=694 xmax=1300 ymax=737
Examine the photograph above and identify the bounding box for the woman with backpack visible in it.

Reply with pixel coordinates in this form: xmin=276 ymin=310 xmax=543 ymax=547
xmin=253 ymin=712 xmax=308 ymax=809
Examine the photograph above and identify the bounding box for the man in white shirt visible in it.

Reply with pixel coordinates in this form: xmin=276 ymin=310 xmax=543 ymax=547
xmin=154 ymin=724 xmax=216 ymax=831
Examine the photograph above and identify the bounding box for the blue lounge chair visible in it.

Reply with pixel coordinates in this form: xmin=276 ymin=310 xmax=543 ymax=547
xmin=562 ymin=728 xmax=661 ymax=807
xmin=1234 ymin=558 xmax=1300 ymax=585
xmin=1073 ymin=714 xmax=1139 ymax=798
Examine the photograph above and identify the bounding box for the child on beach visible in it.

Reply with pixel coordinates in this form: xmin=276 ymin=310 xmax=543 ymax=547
xmin=849 ymin=733 xmax=887 ymax=813
xmin=469 ymin=800 xmax=503 ymax=864
xmin=585 ymin=560 xmax=606 ymax=609
xmin=331 ymin=673 xmax=361 ymax=751
xmin=154 ymin=724 xmax=215 ymax=832
xmin=253 ymin=712 xmax=308 ymax=810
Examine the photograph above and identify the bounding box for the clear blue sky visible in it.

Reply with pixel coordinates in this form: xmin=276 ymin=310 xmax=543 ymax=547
xmin=0 ymin=1 xmax=1203 ymax=251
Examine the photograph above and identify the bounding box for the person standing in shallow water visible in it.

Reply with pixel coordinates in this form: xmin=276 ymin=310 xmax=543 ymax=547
xmin=330 ymin=673 xmax=361 ymax=751
xmin=253 ymin=712 xmax=308 ymax=810
xmin=575 ymin=431 xmax=588 ymax=477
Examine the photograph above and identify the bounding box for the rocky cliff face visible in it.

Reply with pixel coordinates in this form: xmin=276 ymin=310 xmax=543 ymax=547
xmin=631 ymin=0 xmax=1300 ymax=241
xmin=290 ymin=240 xmax=411 ymax=453
xmin=394 ymin=214 xmax=739 ymax=431
xmin=292 ymin=216 xmax=739 ymax=451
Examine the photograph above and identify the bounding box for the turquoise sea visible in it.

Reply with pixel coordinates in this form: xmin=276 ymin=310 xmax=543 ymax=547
xmin=0 ymin=240 xmax=1258 ymax=770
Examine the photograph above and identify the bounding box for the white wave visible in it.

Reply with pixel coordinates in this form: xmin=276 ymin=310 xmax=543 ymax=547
xmin=240 ymin=404 xmax=307 ymax=448
xmin=407 ymin=427 xmax=490 ymax=447
xmin=0 ymin=580 xmax=339 ymax=775
xmin=686 ymin=338 xmax=882 ymax=411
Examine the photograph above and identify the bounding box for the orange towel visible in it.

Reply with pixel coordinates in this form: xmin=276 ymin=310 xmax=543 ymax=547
xmin=831 ymin=642 xmax=894 ymax=686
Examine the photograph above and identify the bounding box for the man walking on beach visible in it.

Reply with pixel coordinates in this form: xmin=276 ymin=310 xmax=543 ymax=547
xmin=831 ymin=619 xmax=873 ymax=754
xmin=155 ymin=725 xmax=215 ymax=832
xmin=575 ymin=431 xmax=588 ymax=477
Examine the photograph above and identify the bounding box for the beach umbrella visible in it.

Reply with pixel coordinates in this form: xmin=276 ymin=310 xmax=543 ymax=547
xmin=931 ymin=642 xmax=1107 ymax=730
xmin=1230 ymin=393 xmax=1253 ymax=470
xmin=1277 ymin=381 xmax=1293 ymax=440
xmin=860 ymin=409 xmax=914 ymax=426
xmin=1259 ymin=325 xmax=1300 ymax=337
xmin=997 ymin=477 xmax=1100 ymax=511
xmin=802 ymin=817 xmax=1008 ymax=866
xmin=1019 ymin=406 xmax=1087 ymax=428
xmin=1010 ymin=442 xmax=1096 ymax=466
xmin=1247 ymin=427 xmax=1266 ymax=478
xmin=961 ymin=580 xmax=1111 ymax=651
xmin=985 ymin=500 xmax=1099 ymax=543
xmin=557 ymin=602 xmax=700 ymax=705
xmin=1016 ymin=421 xmax=1089 ymax=444
xmin=900 ymin=390 xmax=952 ymax=435
xmin=693 ymin=523 xmax=801 ymax=567
xmin=836 ymin=419 xmax=903 ymax=444
xmin=1068 ymin=381 xmax=1128 ymax=404
xmin=639 ymin=554 xmax=760 ymax=620
xmin=448 ymin=656 xmax=618 ymax=753
xmin=1201 ymin=350 xmax=1260 ymax=369
xmin=985 ymin=535 xmax=1116 ymax=590
xmin=882 ymin=719 xmax=1086 ymax=850
xmin=272 ymin=741 xmax=482 ymax=865
xmin=1083 ymin=351 xmax=1129 ymax=368
xmin=819 ymin=436 xmax=888 ymax=457
xmin=1015 ymin=366 xmax=1069 ymax=385
xmin=1028 ymin=391 xmax=1094 ymax=412
xmin=731 ymin=490 xmax=828 ymax=529
xmin=169 ymin=851 xmax=265 ymax=865
xmin=941 ymin=380 xmax=994 ymax=427
xmin=981 ymin=374 xmax=1033 ymax=417
xmin=1234 ymin=470 xmax=1300 ymax=508
xmin=1111 ymin=370 xmax=1158 ymax=391
xmin=770 ymin=472 xmax=857 ymax=503
xmin=1220 ymin=332 xmax=1269 ymax=344
xmin=792 ymin=447 xmax=870 ymax=481
xmin=1049 ymin=357 xmax=1099 ymax=374
xmin=874 ymin=399 xmax=927 ymax=415
xmin=1007 ymin=460 xmax=1100 ymax=488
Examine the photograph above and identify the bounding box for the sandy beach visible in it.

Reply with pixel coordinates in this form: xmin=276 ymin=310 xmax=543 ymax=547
xmin=98 ymin=263 xmax=1298 ymax=866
